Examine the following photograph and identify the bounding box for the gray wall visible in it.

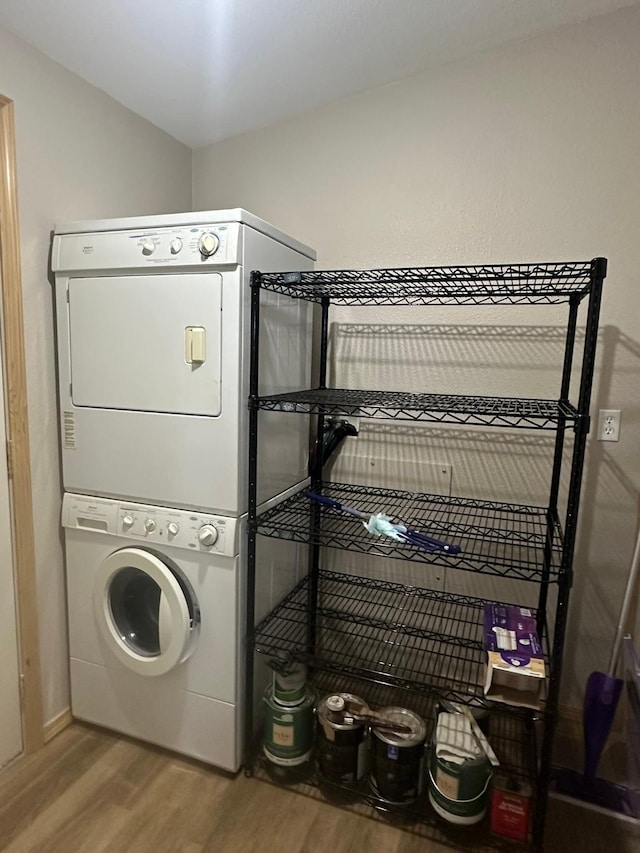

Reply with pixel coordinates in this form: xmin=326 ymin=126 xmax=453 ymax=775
xmin=193 ymin=5 xmax=640 ymax=708
xmin=0 ymin=24 xmax=192 ymax=723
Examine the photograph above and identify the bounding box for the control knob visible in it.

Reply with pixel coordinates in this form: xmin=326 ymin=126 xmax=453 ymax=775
xmin=167 ymin=522 xmax=179 ymax=537
xmin=198 ymin=524 xmax=219 ymax=547
xmin=169 ymin=237 xmax=183 ymax=255
xmin=144 ymin=519 xmax=157 ymax=533
xmin=198 ymin=232 xmax=219 ymax=258
xmin=122 ymin=515 xmax=134 ymax=530
xmin=141 ymin=240 xmax=155 ymax=256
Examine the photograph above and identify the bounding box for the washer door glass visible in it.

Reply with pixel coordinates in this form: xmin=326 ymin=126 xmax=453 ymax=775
xmin=93 ymin=547 xmax=197 ymax=676
xmin=109 ymin=566 xmax=167 ymax=656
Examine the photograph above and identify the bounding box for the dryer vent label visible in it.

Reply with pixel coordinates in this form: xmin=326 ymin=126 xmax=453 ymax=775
xmin=63 ymin=411 xmax=77 ymax=449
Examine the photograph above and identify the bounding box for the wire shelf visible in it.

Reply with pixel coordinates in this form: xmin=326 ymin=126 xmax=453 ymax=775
xmin=252 ymin=672 xmax=537 ymax=850
xmin=255 ymin=388 xmax=580 ymax=429
xmin=254 ymin=483 xmax=563 ymax=583
xmin=253 ymin=569 xmax=549 ymax=711
xmin=253 ymin=260 xmax=600 ymax=306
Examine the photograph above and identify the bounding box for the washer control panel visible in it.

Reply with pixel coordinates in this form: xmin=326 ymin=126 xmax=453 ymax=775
xmin=62 ymin=493 xmax=240 ymax=558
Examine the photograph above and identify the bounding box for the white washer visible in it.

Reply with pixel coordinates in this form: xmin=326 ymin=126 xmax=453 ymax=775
xmin=52 ymin=209 xmax=315 ymax=514
xmin=62 ymin=492 xmax=247 ymax=770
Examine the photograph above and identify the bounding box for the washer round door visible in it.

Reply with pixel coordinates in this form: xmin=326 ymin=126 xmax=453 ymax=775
xmin=93 ymin=547 xmax=199 ymax=676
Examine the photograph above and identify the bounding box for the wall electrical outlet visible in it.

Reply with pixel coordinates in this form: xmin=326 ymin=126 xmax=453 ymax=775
xmin=597 ymin=409 xmax=621 ymax=442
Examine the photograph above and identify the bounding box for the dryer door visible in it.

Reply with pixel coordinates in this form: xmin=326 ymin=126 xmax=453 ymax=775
xmin=67 ymin=273 xmax=222 ymax=416
xmin=94 ymin=547 xmax=199 ymax=676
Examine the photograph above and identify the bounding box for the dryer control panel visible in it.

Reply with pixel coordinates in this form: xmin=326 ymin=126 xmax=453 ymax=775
xmin=62 ymin=493 xmax=240 ymax=558
xmin=52 ymin=222 xmax=242 ymax=272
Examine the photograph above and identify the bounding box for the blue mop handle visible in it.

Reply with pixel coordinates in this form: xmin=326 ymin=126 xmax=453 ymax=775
xmin=399 ymin=527 xmax=462 ymax=555
xmin=304 ymin=491 xmax=369 ymax=520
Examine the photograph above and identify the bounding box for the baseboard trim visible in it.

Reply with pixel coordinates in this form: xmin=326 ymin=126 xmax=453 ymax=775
xmin=43 ymin=708 xmax=73 ymax=743
xmin=558 ymin=703 xmax=582 ymax=725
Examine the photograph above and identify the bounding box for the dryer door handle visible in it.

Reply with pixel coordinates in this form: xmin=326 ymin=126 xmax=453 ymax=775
xmin=185 ymin=326 xmax=206 ymax=364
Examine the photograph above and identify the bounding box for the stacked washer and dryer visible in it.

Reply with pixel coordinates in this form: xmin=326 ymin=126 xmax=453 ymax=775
xmin=52 ymin=210 xmax=315 ymax=770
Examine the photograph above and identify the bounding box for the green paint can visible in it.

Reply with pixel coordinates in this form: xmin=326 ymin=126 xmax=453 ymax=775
xmin=263 ymin=685 xmax=315 ymax=767
xmin=427 ymin=712 xmax=492 ymax=825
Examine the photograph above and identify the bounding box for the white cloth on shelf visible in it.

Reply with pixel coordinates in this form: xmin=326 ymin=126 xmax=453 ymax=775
xmin=435 ymin=712 xmax=481 ymax=765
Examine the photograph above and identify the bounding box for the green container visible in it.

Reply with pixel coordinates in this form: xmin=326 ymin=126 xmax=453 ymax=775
xmin=427 ymin=743 xmax=492 ymax=825
xmin=263 ymin=685 xmax=315 ymax=767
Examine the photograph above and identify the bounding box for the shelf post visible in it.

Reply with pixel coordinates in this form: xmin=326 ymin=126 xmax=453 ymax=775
xmin=243 ymin=271 xmax=262 ymax=774
xmin=537 ymin=294 xmax=580 ymax=636
xmin=534 ymin=257 xmax=606 ymax=848
xmin=307 ymin=296 xmax=331 ymax=656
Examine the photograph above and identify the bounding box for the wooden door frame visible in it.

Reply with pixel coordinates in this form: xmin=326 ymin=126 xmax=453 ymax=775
xmin=0 ymin=94 xmax=44 ymax=754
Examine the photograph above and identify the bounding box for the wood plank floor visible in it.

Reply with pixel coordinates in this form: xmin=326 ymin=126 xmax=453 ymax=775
xmin=0 ymin=723 xmax=638 ymax=852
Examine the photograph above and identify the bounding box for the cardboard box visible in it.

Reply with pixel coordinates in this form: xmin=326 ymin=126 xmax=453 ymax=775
xmin=483 ymin=604 xmax=545 ymax=709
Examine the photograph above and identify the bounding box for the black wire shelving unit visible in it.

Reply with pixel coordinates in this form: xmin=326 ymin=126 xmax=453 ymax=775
xmin=244 ymin=259 xmax=607 ymax=853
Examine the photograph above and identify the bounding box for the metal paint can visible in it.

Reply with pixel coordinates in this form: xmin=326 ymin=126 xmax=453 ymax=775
xmin=428 ymin=735 xmax=492 ymax=825
xmin=490 ymin=775 xmax=531 ymax=840
xmin=272 ymin=662 xmax=307 ymax=707
xmin=263 ymin=685 xmax=315 ymax=767
xmin=316 ymin=693 xmax=369 ymax=785
xmin=369 ymin=707 xmax=427 ymax=805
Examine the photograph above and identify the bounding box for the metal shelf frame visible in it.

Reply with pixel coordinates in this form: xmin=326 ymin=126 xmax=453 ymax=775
xmin=244 ymin=257 xmax=607 ymax=852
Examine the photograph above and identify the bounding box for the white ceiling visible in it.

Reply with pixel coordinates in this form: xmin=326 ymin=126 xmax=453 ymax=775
xmin=1 ymin=0 xmax=638 ymax=149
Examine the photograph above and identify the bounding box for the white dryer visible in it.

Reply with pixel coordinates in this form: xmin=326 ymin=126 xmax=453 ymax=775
xmin=52 ymin=209 xmax=315 ymax=514
xmin=62 ymin=492 xmax=249 ymax=770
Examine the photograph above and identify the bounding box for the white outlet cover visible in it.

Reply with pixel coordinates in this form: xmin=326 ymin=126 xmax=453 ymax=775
xmin=597 ymin=409 xmax=621 ymax=442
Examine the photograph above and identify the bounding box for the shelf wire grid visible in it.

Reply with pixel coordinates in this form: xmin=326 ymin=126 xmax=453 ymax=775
xmin=256 ymin=388 xmax=580 ymax=429
xmin=254 ymin=568 xmax=549 ymax=710
xmin=254 ymin=261 xmax=596 ymax=306
xmin=254 ymin=483 xmax=563 ymax=582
